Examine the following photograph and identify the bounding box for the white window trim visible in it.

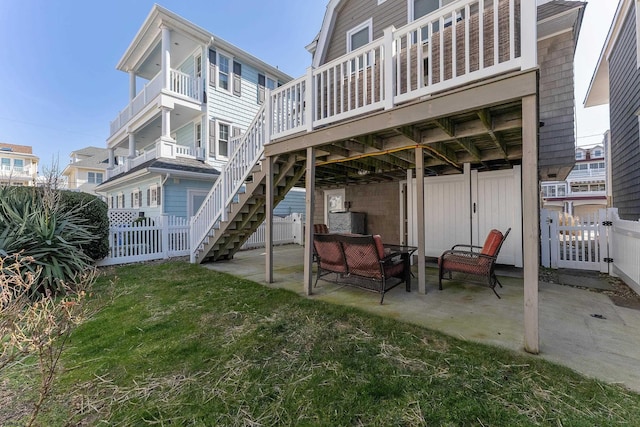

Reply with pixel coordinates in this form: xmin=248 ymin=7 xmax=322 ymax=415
xmin=150 ymin=185 xmax=160 ymax=208
xmin=195 ymin=121 xmax=202 ymax=149
xmin=408 ymin=0 xmax=444 ymax=23
xmin=346 ymin=18 xmax=373 ymax=53
xmin=217 ymin=51 xmax=232 ymax=94
xmin=215 ymin=120 xmax=232 ymax=160
xmin=132 ymin=188 xmax=141 ymax=209
xmin=117 ymin=192 xmax=125 ymax=209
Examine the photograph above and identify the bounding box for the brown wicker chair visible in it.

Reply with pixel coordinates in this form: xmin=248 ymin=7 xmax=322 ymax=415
xmin=438 ymin=228 xmax=511 ymax=298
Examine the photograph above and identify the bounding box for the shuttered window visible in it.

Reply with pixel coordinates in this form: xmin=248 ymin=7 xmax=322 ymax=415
xmin=219 ymin=123 xmax=230 ymax=157
xmin=233 ymin=61 xmax=242 ymax=97
xmin=258 ymin=73 xmax=266 ymax=104
xmin=218 ymin=54 xmax=230 ymax=91
xmin=208 ymin=49 xmax=217 ymax=87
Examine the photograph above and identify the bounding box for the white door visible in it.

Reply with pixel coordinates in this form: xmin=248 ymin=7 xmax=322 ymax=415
xmin=471 ymin=166 xmax=523 ymax=266
xmin=407 ymin=165 xmax=523 ymax=266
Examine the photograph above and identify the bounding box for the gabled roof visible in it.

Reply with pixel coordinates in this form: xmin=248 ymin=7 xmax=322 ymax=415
xmin=117 ymin=5 xmax=291 ymax=83
xmin=62 ymin=146 xmax=128 ymax=175
xmin=96 ymin=156 xmax=220 ymax=192
xmin=310 ymin=0 xmax=586 ymax=68
xmin=584 ymin=0 xmax=631 ymax=107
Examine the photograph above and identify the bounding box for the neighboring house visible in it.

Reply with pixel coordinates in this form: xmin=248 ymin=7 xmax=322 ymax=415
xmin=185 ymin=0 xmax=585 ymax=353
xmin=585 ymin=0 xmax=640 ymax=220
xmin=0 ymin=143 xmax=39 ymax=186
xmin=62 ymin=146 xmax=127 ymax=195
xmin=96 ymin=5 xmax=294 ymax=219
xmin=541 ymin=143 xmax=608 ymax=218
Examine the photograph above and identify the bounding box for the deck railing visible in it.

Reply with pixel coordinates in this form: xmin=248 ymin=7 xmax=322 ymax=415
xmin=189 ymin=0 xmax=535 ymax=262
xmin=109 ymin=69 xmax=201 ymax=136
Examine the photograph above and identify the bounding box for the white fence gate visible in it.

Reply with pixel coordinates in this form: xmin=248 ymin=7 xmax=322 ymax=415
xmin=241 ymin=213 xmax=304 ymax=250
xmin=541 ymin=209 xmax=611 ymax=272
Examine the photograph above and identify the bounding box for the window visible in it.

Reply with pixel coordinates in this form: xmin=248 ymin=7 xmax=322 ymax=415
xmin=208 ymin=49 xmax=217 ymax=86
xmin=195 ymin=54 xmax=202 ymax=79
xmin=88 ymin=172 xmax=103 ymax=184
xmin=410 ymin=0 xmax=440 ymax=21
xmin=132 ymin=188 xmax=142 ymax=209
xmin=557 ymin=185 xmax=566 ymax=197
xmin=347 ymin=19 xmax=373 ymax=70
xmin=1 ymin=158 xmax=9 ymax=171
xmin=218 ymin=54 xmax=230 ymax=91
xmin=258 ymin=74 xmax=278 ymax=104
xmin=13 ymin=159 xmax=23 ymax=172
xmin=233 ymin=61 xmax=242 ymax=97
xmin=195 ymin=122 xmax=202 ymax=148
xmin=148 ymin=185 xmax=161 ymax=207
xmin=575 ymin=151 xmax=584 ymax=160
xmin=117 ymin=193 xmax=125 ymax=208
xmin=592 ymin=149 xmax=603 ymax=158
xmin=218 ymin=123 xmax=230 ymax=157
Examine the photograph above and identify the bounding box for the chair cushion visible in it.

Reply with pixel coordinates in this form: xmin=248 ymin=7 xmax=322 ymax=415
xmin=480 ymin=229 xmax=503 ymax=256
xmin=373 ymin=235 xmax=385 ymax=259
xmin=314 ymin=224 xmax=329 ymax=234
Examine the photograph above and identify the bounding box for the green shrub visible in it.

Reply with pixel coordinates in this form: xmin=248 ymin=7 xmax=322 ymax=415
xmin=0 ymin=186 xmax=98 ymax=296
xmin=60 ymin=191 xmax=109 ymax=261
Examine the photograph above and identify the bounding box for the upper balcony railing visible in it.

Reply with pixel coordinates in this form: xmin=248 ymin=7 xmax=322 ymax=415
xmin=269 ymin=0 xmax=535 ymax=140
xmin=109 ymin=69 xmax=202 ymax=137
xmin=0 ymin=165 xmax=35 ymax=179
xmin=107 ymin=138 xmax=205 ymax=180
xmin=567 ymin=168 xmax=606 ymax=181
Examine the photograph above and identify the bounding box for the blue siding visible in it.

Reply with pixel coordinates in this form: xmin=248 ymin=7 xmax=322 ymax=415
xmin=179 ymin=55 xmax=195 ymax=76
xmin=164 ymin=179 xmax=215 ymax=218
xmin=275 ymin=188 xmax=306 ymax=217
xmin=175 ymin=122 xmax=195 ymax=148
xmin=105 ymin=177 xmax=163 ymax=218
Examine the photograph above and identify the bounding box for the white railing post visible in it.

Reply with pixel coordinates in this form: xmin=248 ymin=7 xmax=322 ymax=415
xmin=383 ymin=26 xmax=396 ymax=110
xmin=161 ymin=215 xmax=170 ymax=259
xmin=540 ymin=209 xmax=550 ymax=268
xmin=520 ymin=0 xmax=537 ymax=70
xmin=264 ymin=89 xmax=272 ymax=143
xmin=305 ymin=67 xmax=314 ymax=132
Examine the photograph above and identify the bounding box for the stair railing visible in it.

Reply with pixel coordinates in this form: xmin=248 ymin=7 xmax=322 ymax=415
xmin=190 ymin=101 xmax=269 ymax=262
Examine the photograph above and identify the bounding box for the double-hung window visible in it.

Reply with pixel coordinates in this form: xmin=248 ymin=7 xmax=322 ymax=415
xmin=88 ymin=172 xmax=103 ymax=184
xmin=148 ymin=185 xmax=161 ymax=207
xmin=218 ymin=123 xmax=230 ymax=157
xmin=218 ymin=54 xmax=230 ymax=92
xmin=13 ymin=159 xmax=23 ymax=172
xmin=1 ymin=158 xmax=9 ymax=171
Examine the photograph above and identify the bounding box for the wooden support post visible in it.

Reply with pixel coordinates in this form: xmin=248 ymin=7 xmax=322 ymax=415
xmin=265 ymin=156 xmax=274 ymax=283
xmin=416 ymin=146 xmax=426 ymax=294
xmin=522 ymin=94 xmax=539 ymax=354
xmin=303 ymin=147 xmax=316 ymax=295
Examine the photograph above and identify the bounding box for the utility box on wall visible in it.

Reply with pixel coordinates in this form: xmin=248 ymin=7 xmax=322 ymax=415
xmin=329 ymin=211 xmax=366 ymax=234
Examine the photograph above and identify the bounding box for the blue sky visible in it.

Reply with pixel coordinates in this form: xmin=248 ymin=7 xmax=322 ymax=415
xmin=0 ymin=0 xmax=617 ymax=173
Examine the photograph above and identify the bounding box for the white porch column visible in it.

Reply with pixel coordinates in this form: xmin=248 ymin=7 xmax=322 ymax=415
xmin=108 ymin=148 xmax=115 ymax=169
xmin=265 ymin=156 xmax=274 ymax=283
xmin=416 ymin=147 xmax=426 ymax=294
xmin=161 ymin=25 xmax=171 ymax=90
xmin=129 ymin=71 xmax=136 ymax=101
xmin=522 ymin=94 xmax=539 ymax=354
xmin=161 ymin=107 xmax=171 ymax=137
xmin=303 ymin=147 xmax=316 ymax=295
xmin=128 ymin=134 xmax=136 ymax=159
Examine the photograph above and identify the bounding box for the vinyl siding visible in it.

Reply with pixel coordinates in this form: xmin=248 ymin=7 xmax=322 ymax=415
xmin=179 ymin=55 xmax=195 ymax=76
xmin=207 ymin=59 xmax=262 ymax=129
xmin=164 ymin=179 xmax=214 ymax=218
xmin=608 ymin=9 xmax=640 ymax=220
xmin=174 ymin=122 xmax=195 ymax=148
xmin=275 ymin=188 xmax=306 ymax=216
xmin=105 ymin=177 xmax=163 ymax=218
xmin=324 ymin=0 xmax=407 ymax=64
xmin=537 ymin=30 xmax=578 ymax=180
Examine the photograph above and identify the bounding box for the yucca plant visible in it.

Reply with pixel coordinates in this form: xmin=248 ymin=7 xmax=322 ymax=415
xmin=0 ymin=185 xmax=97 ymax=296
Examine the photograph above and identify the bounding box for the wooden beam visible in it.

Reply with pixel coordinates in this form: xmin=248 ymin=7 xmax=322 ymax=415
xmin=478 ymin=109 xmax=509 ymax=160
xmin=433 ymin=118 xmax=485 ymax=165
xmin=265 ymin=156 xmax=273 ymax=284
xmin=266 ymin=70 xmax=538 ymax=157
xmin=522 ymin=94 xmax=539 ymax=354
xmin=304 ymin=147 xmax=316 ymax=296
xmin=395 ymin=125 xmax=461 ymax=170
xmin=416 ymin=147 xmax=426 ymax=294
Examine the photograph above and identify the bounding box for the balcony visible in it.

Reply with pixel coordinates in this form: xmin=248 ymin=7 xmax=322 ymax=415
xmin=106 ymin=138 xmax=205 ymax=180
xmin=0 ymin=165 xmax=35 ymax=181
xmin=566 ymin=168 xmax=606 ymax=181
xmin=109 ymin=70 xmax=202 ymax=137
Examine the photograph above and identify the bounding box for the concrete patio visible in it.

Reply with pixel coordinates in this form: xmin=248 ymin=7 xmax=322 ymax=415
xmin=203 ymin=244 xmax=640 ymax=393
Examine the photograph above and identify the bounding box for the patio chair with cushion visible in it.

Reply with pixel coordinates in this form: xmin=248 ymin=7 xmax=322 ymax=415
xmin=438 ymin=228 xmax=511 ymax=298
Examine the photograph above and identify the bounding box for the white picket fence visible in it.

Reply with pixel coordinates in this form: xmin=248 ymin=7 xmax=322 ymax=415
xmin=97 ymin=216 xmax=190 ymax=267
xmin=609 ymin=209 xmax=640 ymax=294
xmin=98 ymin=213 xmax=304 ymax=266
xmin=241 ymin=213 xmax=304 ymax=250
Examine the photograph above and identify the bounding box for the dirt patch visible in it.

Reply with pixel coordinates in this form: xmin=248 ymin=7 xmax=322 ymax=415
xmin=0 ymin=379 xmax=32 ymax=426
xmin=540 ymin=268 xmax=640 ymax=310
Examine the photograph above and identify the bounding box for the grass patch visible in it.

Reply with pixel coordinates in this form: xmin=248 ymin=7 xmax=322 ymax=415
xmin=4 ymin=261 xmax=640 ymax=425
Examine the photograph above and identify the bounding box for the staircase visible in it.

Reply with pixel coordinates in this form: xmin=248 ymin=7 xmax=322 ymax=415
xmin=190 ymin=104 xmax=305 ymax=263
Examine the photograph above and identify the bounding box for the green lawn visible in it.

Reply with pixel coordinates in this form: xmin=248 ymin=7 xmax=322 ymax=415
xmin=6 ymin=261 xmax=640 ymax=425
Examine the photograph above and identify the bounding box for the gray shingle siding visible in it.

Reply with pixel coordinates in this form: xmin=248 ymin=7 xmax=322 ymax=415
xmin=538 ymin=30 xmax=578 ymax=180
xmin=609 ymin=9 xmax=640 ymax=220
xmin=324 ymin=0 xmax=407 ymax=64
